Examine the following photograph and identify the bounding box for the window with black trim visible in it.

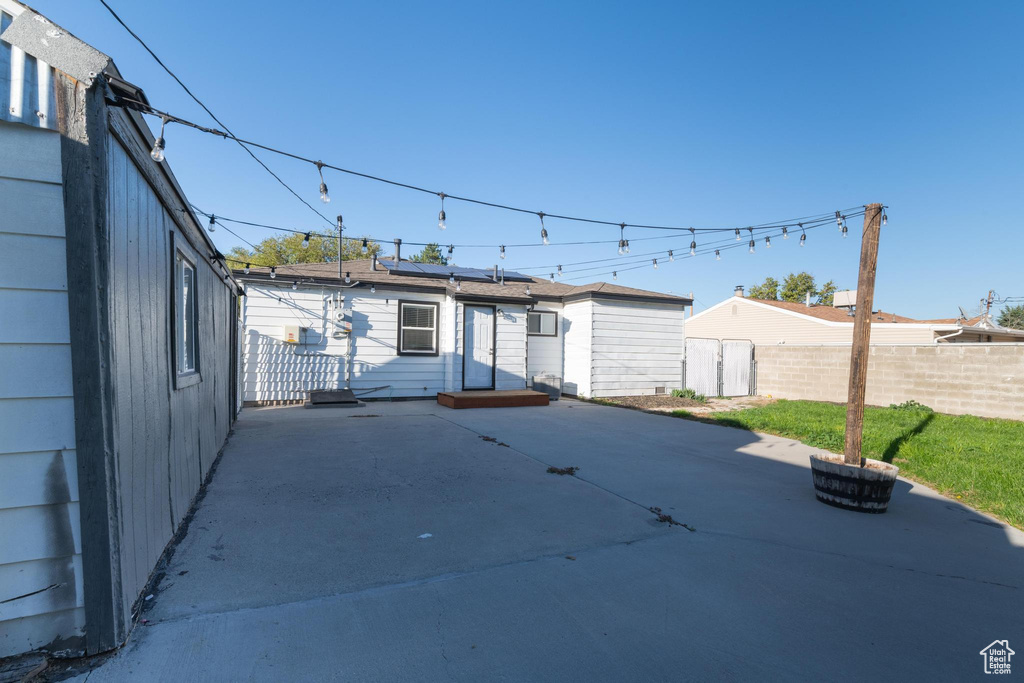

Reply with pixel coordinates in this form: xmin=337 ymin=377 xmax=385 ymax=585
xmin=398 ymin=301 xmax=439 ymax=355
xmin=528 ymin=311 xmax=557 ymax=337
xmin=175 ymin=250 xmax=198 ymax=374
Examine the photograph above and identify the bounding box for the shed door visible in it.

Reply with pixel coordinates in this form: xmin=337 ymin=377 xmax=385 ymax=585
xmin=464 ymin=305 xmax=495 ymax=389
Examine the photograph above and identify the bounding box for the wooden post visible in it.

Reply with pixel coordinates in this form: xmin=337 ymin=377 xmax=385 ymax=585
xmin=844 ymin=203 xmax=884 ymax=466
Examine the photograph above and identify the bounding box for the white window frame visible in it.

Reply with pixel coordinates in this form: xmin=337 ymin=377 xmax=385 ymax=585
xmin=173 ymin=245 xmax=201 ymax=386
xmin=527 ymin=311 xmax=558 ymax=337
xmin=397 ymin=300 xmax=439 ymax=356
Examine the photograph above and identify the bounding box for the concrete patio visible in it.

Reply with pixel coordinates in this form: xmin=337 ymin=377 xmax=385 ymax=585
xmin=74 ymin=399 xmax=1023 ymax=681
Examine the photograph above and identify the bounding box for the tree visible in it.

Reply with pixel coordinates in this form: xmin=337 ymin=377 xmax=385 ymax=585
xmin=409 ymin=242 xmax=448 ymax=265
xmin=998 ymin=304 xmax=1024 ymax=330
xmin=750 ymin=271 xmax=839 ymax=305
xmin=748 ymin=276 xmax=780 ymax=300
xmin=226 ymin=229 xmax=381 ymax=267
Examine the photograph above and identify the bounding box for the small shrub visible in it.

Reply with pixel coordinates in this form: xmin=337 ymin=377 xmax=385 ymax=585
xmin=671 ymin=388 xmax=708 ymax=403
xmin=889 ymin=399 xmax=933 ymax=412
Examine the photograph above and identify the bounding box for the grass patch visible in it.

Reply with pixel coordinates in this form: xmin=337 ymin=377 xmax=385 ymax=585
xmin=671 ymin=388 xmax=707 ymax=403
xmin=676 ymin=400 xmax=1024 ymax=529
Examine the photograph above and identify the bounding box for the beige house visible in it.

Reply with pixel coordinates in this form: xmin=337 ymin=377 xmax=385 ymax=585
xmin=686 ymin=292 xmax=1024 ymax=345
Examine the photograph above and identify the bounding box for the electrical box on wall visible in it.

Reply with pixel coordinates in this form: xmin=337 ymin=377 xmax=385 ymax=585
xmin=283 ymin=325 xmax=302 ymax=343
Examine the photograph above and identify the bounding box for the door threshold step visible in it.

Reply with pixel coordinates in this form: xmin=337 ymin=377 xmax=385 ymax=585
xmin=437 ymin=390 xmax=550 ymax=409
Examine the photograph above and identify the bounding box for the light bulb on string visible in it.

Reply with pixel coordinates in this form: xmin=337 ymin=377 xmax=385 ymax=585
xmin=437 ymin=193 xmax=447 ymax=230
xmin=302 ymin=232 xmax=310 ymax=248
xmin=244 ymin=263 xmax=250 ymax=275
xmin=361 ymin=238 xmax=368 ymax=253
xmin=782 ymin=226 xmax=789 ymax=240
xmin=800 ymin=229 xmax=806 ymax=247
xmin=668 ymin=250 xmax=674 ymax=262
xmin=557 ymin=264 xmax=563 ymax=277
xmin=715 ymin=249 xmax=721 ymax=260
xmin=500 ymin=245 xmax=506 ymax=260
xmin=447 ymin=244 xmax=454 ymax=258
xmin=549 ymin=273 xmax=555 ymax=282
xmin=539 ymin=213 xmax=549 ymax=245
xmin=836 ymin=210 xmax=842 ymax=227
xmin=270 ymin=266 xmax=277 ymax=279
xmin=207 ymin=214 xmax=216 ymax=233
xmin=618 ymin=239 xmax=625 ymax=255
xmin=449 ymin=272 xmax=455 ymax=284
xmin=842 ymin=225 xmax=848 ymax=239
xmin=456 ymin=280 xmax=461 ymax=292
xmin=370 ymin=284 xmax=376 ymax=294
xmin=765 ymin=236 xmax=771 ymax=248
xmin=882 ymin=208 xmax=887 ymax=225
xmin=652 ymin=258 xmax=658 ymax=270
xmin=345 ymin=272 xmax=351 ymax=284
xmin=292 ymin=281 xmax=298 ymax=290
xmin=690 ymin=240 xmax=697 ymax=257
xmin=748 ymin=239 xmax=755 ymax=254
xmin=150 ymin=116 xmax=168 ymax=163
xmin=735 ymin=228 xmax=741 ymax=241
xmin=612 ymin=271 xmax=617 ymax=280
xmin=315 ymin=161 xmax=330 ymax=204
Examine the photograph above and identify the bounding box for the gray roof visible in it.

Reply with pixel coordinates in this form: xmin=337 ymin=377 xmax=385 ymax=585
xmin=234 ymin=259 xmax=691 ymax=306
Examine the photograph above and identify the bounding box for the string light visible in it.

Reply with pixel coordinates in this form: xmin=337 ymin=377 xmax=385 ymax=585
xmin=447 ymin=244 xmax=454 ymax=258
xmin=316 ymin=161 xmax=330 ymax=204
xmin=243 ymin=263 xmax=250 ymax=274
xmin=715 ymin=249 xmax=721 ymax=260
xmin=150 ymin=116 xmax=168 ymax=162
xmin=557 ymin=264 xmax=563 ymax=277
xmin=690 ymin=240 xmax=697 ymax=257
xmin=361 ymin=237 xmax=368 ymax=253
xmin=449 ymin=272 xmax=455 ymax=284
xmin=800 ymin=230 xmax=806 ymax=246
xmin=842 ymin=224 xmax=848 ymax=239
xmin=302 ymin=232 xmax=310 ymax=248
xmin=765 ymin=236 xmax=771 ymax=248
xmin=652 ymin=258 xmax=658 ymax=269
xmin=735 ymin=228 xmax=741 ymax=241
xmin=882 ymin=208 xmax=887 ymax=225
xmin=456 ymin=280 xmax=461 ymax=292
xmin=525 ymin=285 xmax=532 ymax=296
xmin=749 ymin=239 xmax=755 ymax=254
xmin=370 ymin=284 xmax=376 ymax=293
xmin=207 ymin=214 xmax=216 ymax=232
xmin=345 ymin=271 xmax=351 ymax=284
xmin=500 ymin=245 xmax=506 ymax=260
xmin=668 ymin=250 xmax=674 ymax=262
xmin=782 ymin=226 xmax=789 ymax=239
xmin=539 ymin=213 xmax=549 ymax=245
xmin=292 ymin=281 xmax=298 ymax=290
xmin=836 ymin=210 xmax=842 ymax=227
xmin=270 ymin=266 xmax=277 ymax=279
xmin=612 ymin=271 xmax=617 ymax=280
xmin=550 ymin=273 xmax=555 ymax=282
xmin=437 ymin=193 xmax=447 ymax=230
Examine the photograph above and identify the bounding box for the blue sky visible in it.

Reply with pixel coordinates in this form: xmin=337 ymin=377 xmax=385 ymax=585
xmin=38 ymin=0 xmax=1023 ymax=317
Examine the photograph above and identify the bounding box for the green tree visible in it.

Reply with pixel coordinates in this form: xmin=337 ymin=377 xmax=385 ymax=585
xmin=998 ymin=304 xmax=1024 ymax=330
xmin=779 ymin=272 xmax=817 ymax=303
xmin=748 ymin=276 xmax=780 ymax=300
xmin=409 ymin=242 xmax=448 ymax=265
xmin=816 ymin=279 xmax=839 ymax=306
xmin=227 ymin=229 xmax=381 ymax=267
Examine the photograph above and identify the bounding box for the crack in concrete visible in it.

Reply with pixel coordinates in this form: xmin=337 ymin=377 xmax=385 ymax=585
xmin=435 ymin=590 xmax=453 ymax=680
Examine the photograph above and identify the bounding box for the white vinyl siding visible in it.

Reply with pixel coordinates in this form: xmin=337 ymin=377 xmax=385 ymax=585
xmin=526 ymin=305 xmax=563 ymax=387
xmin=589 ymin=300 xmax=684 ymax=398
xmin=0 ymin=120 xmax=85 ymax=657
xmin=685 ymin=297 xmax=939 ymax=345
xmin=561 ymin=301 xmax=593 ymax=397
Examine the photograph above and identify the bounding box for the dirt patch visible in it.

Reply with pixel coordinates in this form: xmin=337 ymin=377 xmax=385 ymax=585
xmin=599 ymin=395 xmax=775 ymax=415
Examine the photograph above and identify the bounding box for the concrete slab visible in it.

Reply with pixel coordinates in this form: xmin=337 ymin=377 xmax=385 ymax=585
xmin=75 ymin=399 xmax=1024 ymax=681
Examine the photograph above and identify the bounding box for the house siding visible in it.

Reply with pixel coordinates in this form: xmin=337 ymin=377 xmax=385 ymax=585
xmin=526 ymin=304 xmax=564 ymax=387
xmin=589 ymin=300 xmax=685 ymax=397
xmin=0 ymin=120 xmax=85 ymax=657
xmin=685 ymin=298 xmax=938 ymax=345
xmin=561 ymin=300 xmax=593 ymax=397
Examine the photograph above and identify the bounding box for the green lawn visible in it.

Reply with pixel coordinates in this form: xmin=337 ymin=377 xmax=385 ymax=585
xmin=674 ymin=400 xmax=1024 ymax=529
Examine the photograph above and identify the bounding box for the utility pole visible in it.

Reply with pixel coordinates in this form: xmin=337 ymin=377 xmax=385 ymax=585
xmin=843 ymin=203 xmax=884 ymax=466
xmin=342 ymin=215 xmax=350 ymax=282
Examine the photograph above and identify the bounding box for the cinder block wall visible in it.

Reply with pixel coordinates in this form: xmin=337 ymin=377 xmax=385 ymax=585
xmin=755 ymin=344 xmax=1024 ymax=420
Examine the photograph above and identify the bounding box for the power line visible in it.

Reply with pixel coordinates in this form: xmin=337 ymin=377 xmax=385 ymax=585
xmin=97 ymin=0 xmax=335 ymax=228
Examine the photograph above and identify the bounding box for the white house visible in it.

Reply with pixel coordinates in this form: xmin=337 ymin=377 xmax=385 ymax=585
xmin=235 ymin=257 xmax=691 ymax=402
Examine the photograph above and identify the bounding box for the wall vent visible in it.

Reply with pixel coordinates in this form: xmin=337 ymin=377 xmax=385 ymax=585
xmin=654 ymin=386 xmax=666 ymax=395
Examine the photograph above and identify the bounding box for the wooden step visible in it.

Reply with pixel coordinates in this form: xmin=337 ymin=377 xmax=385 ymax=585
xmin=437 ymin=390 xmax=550 ymax=409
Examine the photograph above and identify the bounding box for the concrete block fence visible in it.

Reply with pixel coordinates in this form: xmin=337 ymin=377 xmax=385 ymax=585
xmin=754 ymin=344 xmax=1024 ymax=420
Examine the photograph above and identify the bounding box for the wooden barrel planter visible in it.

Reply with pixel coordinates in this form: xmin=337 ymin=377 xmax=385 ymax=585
xmin=809 ymin=454 xmax=899 ymax=513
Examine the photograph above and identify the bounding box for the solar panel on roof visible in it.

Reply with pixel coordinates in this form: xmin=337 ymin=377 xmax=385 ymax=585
xmin=378 ymin=259 xmax=533 ymax=282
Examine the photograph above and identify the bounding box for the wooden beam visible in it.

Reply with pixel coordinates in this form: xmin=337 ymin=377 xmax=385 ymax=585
xmin=844 ymin=204 xmax=884 ymax=466
xmin=57 ymin=73 xmax=127 ymax=653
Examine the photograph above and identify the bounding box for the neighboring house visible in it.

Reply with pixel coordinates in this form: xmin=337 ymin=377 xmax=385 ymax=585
xmin=234 ymin=256 xmax=690 ymax=401
xmin=685 ymin=290 xmax=1024 ymax=345
xmin=1 ymin=2 xmax=239 ymax=658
